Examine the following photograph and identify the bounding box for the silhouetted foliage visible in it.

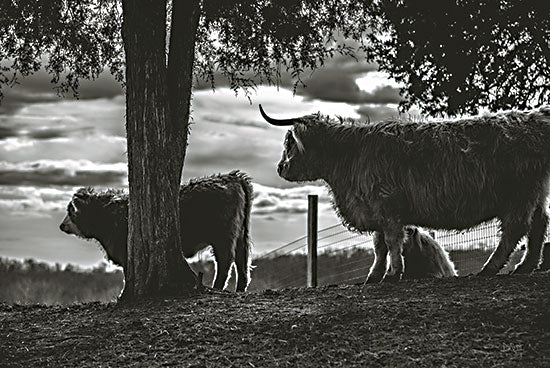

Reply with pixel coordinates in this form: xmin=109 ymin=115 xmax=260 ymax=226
xmin=366 ymin=1 xmax=550 ymax=115
xmin=0 ymin=0 xmax=123 ymax=99
xmin=2 ymin=1 xmax=548 ymax=113
xmin=0 ymin=1 xmax=375 ymax=97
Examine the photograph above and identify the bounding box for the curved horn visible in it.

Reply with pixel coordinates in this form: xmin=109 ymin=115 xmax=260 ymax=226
xmin=259 ymin=104 xmax=295 ymax=126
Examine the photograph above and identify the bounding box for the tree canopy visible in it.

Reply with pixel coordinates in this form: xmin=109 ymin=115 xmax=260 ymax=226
xmin=366 ymin=1 xmax=550 ymax=115
xmin=0 ymin=0 xmax=123 ymax=98
xmin=2 ymin=0 xmax=549 ymax=116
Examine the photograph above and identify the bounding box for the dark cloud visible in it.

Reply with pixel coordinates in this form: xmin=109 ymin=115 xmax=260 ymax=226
xmin=0 ymin=170 xmax=115 ymax=186
xmin=0 ymin=169 xmax=125 ymax=186
xmin=0 ymin=160 xmax=126 ymax=186
xmin=192 ymin=54 xmax=393 ymax=106
xmin=0 ymin=126 xmax=18 ymax=139
xmin=0 ymin=122 xmax=95 ymax=140
xmin=0 ymin=89 xmax=59 ymax=115
xmin=1 ymin=52 xmax=391 ymax=115
xmin=332 ymin=57 xmax=379 ymax=75
xmin=26 ymin=128 xmax=71 ymax=140
xmin=296 ymin=68 xmax=402 ymax=105
xmin=0 ymin=70 xmax=123 ymax=115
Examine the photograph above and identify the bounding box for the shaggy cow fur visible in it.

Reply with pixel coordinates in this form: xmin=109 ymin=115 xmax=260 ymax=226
xmin=60 ymin=170 xmax=253 ymax=292
xmin=260 ymin=104 xmax=550 ymax=282
xmin=399 ymin=227 xmax=457 ymax=279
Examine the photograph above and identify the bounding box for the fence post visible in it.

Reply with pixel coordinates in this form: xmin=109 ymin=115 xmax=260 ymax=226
xmin=307 ymin=194 xmax=318 ymax=288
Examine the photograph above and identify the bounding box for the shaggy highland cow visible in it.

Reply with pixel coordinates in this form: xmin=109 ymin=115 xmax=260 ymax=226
xmin=260 ymin=105 xmax=550 ymax=282
xmin=399 ymin=227 xmax=457 ymax=279
xmin=60 ymin=170 xmax=253 ymax=292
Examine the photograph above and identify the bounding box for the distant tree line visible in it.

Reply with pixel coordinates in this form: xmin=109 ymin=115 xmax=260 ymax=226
xmin=0 ymin=258 xmax=123 ymax=305
xmin=1 ymin=245 xmax=525 ymax=305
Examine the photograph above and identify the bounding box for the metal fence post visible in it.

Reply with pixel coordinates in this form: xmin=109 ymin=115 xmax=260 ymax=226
xmin=307 ymin=194 xmax=318 ymax=288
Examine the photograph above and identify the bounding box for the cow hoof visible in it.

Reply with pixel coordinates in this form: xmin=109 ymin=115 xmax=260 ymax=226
xmin=512 ymin=263 xmax=536 ymax=274
xmin=381 ymin=273 xmax=402 ymax=283
xmin=364 ymin=273 xmax=384 ymax=285
xmin=476 ymin=267 xmax=498 ymax=277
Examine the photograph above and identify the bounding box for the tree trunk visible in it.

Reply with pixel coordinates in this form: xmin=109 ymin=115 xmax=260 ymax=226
xmin=167 ymin=0 xmax=201 ymax=180
xmin=121 ymin=0 xmax=199 ymax=299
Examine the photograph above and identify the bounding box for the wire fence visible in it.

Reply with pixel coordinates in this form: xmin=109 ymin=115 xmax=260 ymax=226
xmin=247 ymin=220 xmax=550 ymax=290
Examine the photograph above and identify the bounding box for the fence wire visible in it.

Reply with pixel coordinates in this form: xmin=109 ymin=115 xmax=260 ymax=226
xmin=251 ymin=221 xmax=550 ymax=290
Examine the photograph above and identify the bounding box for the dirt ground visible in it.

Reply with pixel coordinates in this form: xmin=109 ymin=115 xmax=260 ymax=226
xmin=1 ymin=273 xmax=549 ymax=367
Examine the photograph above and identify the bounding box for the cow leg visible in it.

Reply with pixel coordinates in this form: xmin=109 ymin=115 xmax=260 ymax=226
xmin=213 ymin=246 xmax=234 ymax=290
xmin=539 ymin=242 xmax=550 ymax=271
xmin=514 ymin=205 xmax=548 ymax=273
xmin=478 ymin=219 xmax=528 ymax=276
xmin=364 ymin=231 xmax=388 ymax=284
xmin=382 ymin=226 xmax=405 ymax=282
xmin=235 ymin=240 xmax=250 ymax=292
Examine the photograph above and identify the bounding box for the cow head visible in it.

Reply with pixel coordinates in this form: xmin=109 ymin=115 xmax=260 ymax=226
xmin=260 ymin=104 xmax=323 ymax=182
xmin=59 ymin=188 xmax=92 ymax=238
xmin=60 ymin=187 xmax=128 ymax=267
xmin=60 ymin=187 xmax=125 ymax=238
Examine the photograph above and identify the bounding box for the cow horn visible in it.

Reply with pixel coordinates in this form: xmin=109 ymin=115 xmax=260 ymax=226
xmin=259 ymin=104 xmax=295 ymax=126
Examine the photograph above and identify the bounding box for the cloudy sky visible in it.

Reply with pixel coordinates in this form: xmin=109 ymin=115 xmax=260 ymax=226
xmin=0 ymin=54 xmax=414 ymax=268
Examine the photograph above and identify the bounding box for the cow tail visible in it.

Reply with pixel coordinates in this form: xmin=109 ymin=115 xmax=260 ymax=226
xmin=232 ymin=170 xmax=254 ymax=291
xmin=238 ymin=170 xmax=253 ymax=265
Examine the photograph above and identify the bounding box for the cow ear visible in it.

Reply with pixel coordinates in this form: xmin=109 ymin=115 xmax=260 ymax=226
xmin=106 ymin=194 xmax=126 ymax=207
xmin=72 ymin=197 xmax=86 ymax=211
xmin=72 ymin=189 xmax=90 ymax=209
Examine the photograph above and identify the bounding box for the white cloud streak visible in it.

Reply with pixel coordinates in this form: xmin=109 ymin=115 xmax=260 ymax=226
xmin=0 ymin=180 xmax=334 ymax=220
xmin=252 ymin=183 xmax=332 ymax=216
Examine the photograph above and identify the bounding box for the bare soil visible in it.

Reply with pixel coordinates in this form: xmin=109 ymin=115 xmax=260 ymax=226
xmin=1 ymin=273 xmax=549 ymax=367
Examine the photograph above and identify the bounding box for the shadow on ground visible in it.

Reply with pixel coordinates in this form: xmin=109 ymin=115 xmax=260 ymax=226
xmin=1 ymin=273 xmax=549 ymax=367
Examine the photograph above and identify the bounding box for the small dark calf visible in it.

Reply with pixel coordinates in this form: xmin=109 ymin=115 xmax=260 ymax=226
xmin=401 ymin=227 xmax=457 ymax=279
xmin=60 ymin=170 xmax=253 ymax=292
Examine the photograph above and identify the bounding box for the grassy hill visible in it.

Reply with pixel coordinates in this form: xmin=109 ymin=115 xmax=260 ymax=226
xmin=1 ymin=273 xmax=549 ymax=367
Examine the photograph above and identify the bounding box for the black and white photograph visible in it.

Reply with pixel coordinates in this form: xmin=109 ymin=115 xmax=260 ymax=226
xmin=1 ymin=1 xmax=549 ymax=366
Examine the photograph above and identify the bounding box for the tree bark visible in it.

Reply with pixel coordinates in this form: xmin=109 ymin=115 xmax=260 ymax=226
xmin=167 ymin=0 xmax=201 ymax=179
xmin=121 ymin=0 xmax=199 ymax=299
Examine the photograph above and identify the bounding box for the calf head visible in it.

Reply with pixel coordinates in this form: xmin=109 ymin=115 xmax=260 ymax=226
xmin=60 ymin=187 xmax=128 ymax=267
xmin=59 ymin=188 xmax=95 ymax=238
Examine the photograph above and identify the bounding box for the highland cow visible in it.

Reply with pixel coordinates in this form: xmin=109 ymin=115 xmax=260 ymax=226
xmin=60 ymin=170 xmax=253 ymax=292
xmin=260 ymin=104 xmax=550 ymax=282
